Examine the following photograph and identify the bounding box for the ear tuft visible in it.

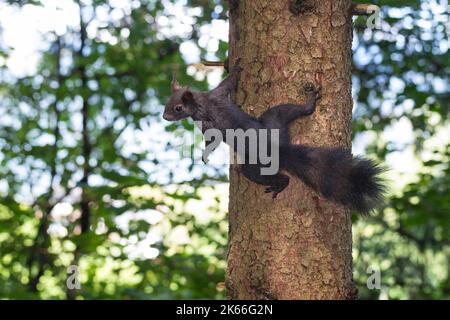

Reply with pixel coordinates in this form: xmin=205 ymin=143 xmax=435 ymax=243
xmin=171 ymin=77 xmax=183 ymax=92
xmin=181 ymin=90 xmax=194 ymax=103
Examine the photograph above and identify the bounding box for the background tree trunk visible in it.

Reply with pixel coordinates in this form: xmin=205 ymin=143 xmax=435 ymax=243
xmin=227 ymin=0 xmax=358 ymax=299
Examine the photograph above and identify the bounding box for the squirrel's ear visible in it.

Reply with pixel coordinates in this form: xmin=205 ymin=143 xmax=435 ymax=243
xmin=181 ymin=90 xmax=194 ymax=103
xmin=171 ymin=77 xmax=183 ymax=92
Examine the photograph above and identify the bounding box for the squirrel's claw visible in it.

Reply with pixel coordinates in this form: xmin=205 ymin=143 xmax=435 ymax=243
xmin=315 ymin=91 xmax=322 ymax=101
xmin=265 ymin=186 xmax=282 ymax=199
xmin=231 ymin=58 xmax=243 ymax=73
xmin=304 ymin=82 xmax=315 ymax=92
xmin=315 ymin=85 xmax=322 ymax=98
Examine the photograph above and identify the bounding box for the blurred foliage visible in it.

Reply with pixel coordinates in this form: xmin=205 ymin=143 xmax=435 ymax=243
xmin=351 ymin=0 xmax=449 ymax=299
xmin=0 ymin=0 xmax=448 ymax=299
xmin=0 ymin=0 xmax=228 ymax=299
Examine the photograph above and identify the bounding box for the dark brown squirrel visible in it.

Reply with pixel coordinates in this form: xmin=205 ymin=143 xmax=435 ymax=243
xmin=163 ymin=60 xmax=386 ymax=214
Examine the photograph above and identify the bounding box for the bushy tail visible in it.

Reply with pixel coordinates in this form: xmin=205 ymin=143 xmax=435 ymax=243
xmin=280 ymin=144 xmax=386 ymax=214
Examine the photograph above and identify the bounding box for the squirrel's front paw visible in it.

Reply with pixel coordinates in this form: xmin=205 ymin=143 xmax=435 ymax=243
xmin=265 ymin=185 xmax=283 ymax=199
xmin=304 ymin=82 xmax=315 ymax=92
xmin=304 ymin=83 xmax=321 ymax=101
xmin=231 ymin=58 xmax=243 ymax=73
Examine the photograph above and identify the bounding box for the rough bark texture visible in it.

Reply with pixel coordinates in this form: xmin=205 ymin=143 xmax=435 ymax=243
xmin=226 ymin=0 xmax=357 ymax=300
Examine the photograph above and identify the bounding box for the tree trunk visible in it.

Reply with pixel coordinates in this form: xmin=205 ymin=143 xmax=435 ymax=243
xmin=226 ymin=0 xmax=357 ymax=299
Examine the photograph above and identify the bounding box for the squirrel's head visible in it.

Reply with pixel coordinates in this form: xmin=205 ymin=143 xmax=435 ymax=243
xmin=163 ymin=77 xmax=197 ymax=121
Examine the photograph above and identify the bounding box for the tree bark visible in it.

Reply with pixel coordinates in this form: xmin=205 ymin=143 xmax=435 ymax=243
xmin=227 ymin=0 xmax=357 ymax=299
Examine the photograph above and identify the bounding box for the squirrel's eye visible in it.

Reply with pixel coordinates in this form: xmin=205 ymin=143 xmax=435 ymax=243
xmin=175 ymin=105 xmax=183 ymax=112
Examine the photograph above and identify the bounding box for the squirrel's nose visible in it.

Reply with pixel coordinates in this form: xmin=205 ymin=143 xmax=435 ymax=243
xmin=163 ymin=113 xmax=173 ymax=121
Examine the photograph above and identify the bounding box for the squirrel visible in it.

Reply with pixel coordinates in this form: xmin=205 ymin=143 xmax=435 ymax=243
xmin=163 ymin=60 xmax=386 ymax=214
